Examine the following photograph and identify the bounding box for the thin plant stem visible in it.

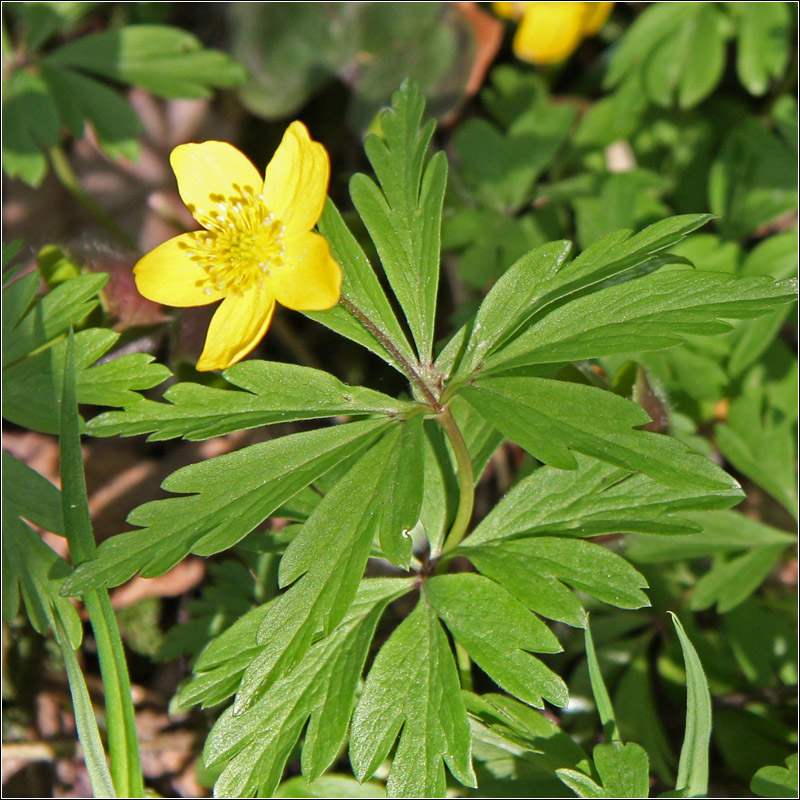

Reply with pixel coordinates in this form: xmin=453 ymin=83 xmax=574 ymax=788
xmin=435 ymin=406 xmax=475 ymax=560
xmin=48 ymin=145 xmax=138 ymax=252
xmin=60 ymin=331 xmax=144 ymax=797
xmin=339 ymin=296 xmax=442 ymax=410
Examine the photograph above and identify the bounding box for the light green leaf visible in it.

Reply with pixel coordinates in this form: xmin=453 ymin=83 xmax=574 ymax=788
xmin=426 ymin=573 xmax=566 ymax=709
xmin=62 ymin=418 xmax=391 ymax=594
xmin=734 ymin=2 xmax=792 ymax=95
xmin=275 ymin=774 xmax=386 ymax=798
xmin=556 ymin=768 xmax=606 ymax=798
xmin=671 ymin=613 xmax=712 ymax=798
xmin=350 ymin=599 xmax=476 ymax=797
xmin=462 ymin=537 xmax=650 ymax=615
xmin=467 ymin=456 xmax=741 ymax=548
xmin=46 ymin=24 xmax=246 ymax=98
xmin=585 ymin=621 xmax=620 ymax=743
xmin=690 ymin=546 xmax=786 ymax=614
xmin=483 ymin=271 xmax=796 ymax=374
xmin=203 ymin=579 xmax=410 ymax=798
xmin=460 ymin=376 xmax=736 ymax=491
xmin=751 ymin=753 xmax=799 ymax=799
xmin=596 ymin=742 xmax=650 ymax=798
xmin=234 ymin=424 xmax=422 ymax=711
xmin=626 ymin=510 xmax=795 ymax=563
xmin=350 ymin=81 xmax=443 ymax=361
xmin=306 ymin=199 xmax=417 ymax=372
xmin=88 ymin=359 xmax=418 ymax=441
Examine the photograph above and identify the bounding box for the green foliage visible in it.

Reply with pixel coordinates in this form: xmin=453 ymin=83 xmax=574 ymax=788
xmin=2 ymin=257 xmax=169 ymax=434
xmin=2 ymin=11 xmax=246 ymax=185
xmin=4 ymin=4 xmax=798 ymax=789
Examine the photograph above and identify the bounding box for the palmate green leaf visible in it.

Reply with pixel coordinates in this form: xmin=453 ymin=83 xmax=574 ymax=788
xmin=442 ymin=214 xmax=712 ymax=386
xmin=3 ymin=327 xmax=169 ymax=434
xmin=2 ymin=451 xmax=63 ymax=535
xmin=733 ymin=2 xmax=792 ymax=96
xmin=233 ymin=421 xmax=423 ymax=712
xmin=461 ymin=538 xmax=649 ymax=625
xmin=306 ymin=199 xmax=417 ymax=372
xmin=350 ymin=599 xmax=476 ymax=798
xmin=88 ymin=359 xmax=419 ymax=441
xmin=482 ymin=271 xmax=797 ymax=375
xmin=203 ymin=579 xmax=412 ymax=799
xmin=62 ymin=418 xmax=391 ymax=595
xmin=45 ymin=24 xmax=246 ymax=99
xmin=467 ymin=456 xmax=741 ymax=547
xmin=426 ymin=574 xmax=567 ymax=709
xmin=558 ymin=743 xmax=650 ymax=799
xmin=39 ymin=63 xmax=141 ymax=161
xmin=751 ymin=754 xmax=799 ymax=799
xmin=1 ymin=512 xmax=82 ymax=647
xmin=671 ymin=613 xmax=712 ymax=799
xmin=350 ymin=81 xmax=444 ymax=362
xmin=460 ymin=376 xmax=736 ymax=492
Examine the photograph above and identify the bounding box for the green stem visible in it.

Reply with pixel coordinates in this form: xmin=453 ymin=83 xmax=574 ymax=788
xmin=339 ymin=296 xmax=442 ymax=411
xmin=60 ymin=331 xmax=144 ymax=797
xmin=435 ymin=406 xmax=474 ymax=560
xmin=48 ymin=146 xmax=138 ymax=252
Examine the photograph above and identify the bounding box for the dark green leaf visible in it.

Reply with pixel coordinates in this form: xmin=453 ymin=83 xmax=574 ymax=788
xmin=461 ymin=376 xmax=735 ymax=491
xmin=483 ymin=271 xmax=796 ymax=373
xmin=463 ymin=537 xmax=650 ymax=615
xmin=306 ymin=199 xmax=417 ymax=372
xmin=234 ymin=423 xmax=422 ymax=710
xmin=468 ymin=455 xmax=741 ymax=547
xmin=88 ymin=359 xmax=417 ymax=441
xmin=203 ymin=579 xmax=410 ymax=798
xmin=62 ymin=418 xmax=391 ymax=594
xmin=1 ymin=69 xmax=60 ymax=186
xmin=426 ymin=573 xmax=566 ymax=708
xmin=2 ymin=451 xmax=63 ymax=535
xmin=350 ymin=81 xmax=443 ymax=361
xmin=350 ymin=599 xmax=476 ymax=797
xmin=39 ymin=63 xmax=141 ymax=161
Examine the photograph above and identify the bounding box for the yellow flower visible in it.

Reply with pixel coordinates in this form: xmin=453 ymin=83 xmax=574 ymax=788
xmin=134 ymin=122 xmax=342 ymax=371
xmin=494 ymin=2 xmax=613 ymax=65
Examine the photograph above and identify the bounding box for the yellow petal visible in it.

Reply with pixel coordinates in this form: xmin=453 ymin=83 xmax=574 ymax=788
xmin=133 ymin=234 xmax=224 ymax=307
xmin=195 ymin=285 xmax=276 ymax=371
xmin=272 ymin=231 xmax=342 ymax=311
xmin=580 ymin=2 xmax=614 ymax=36
xmin=170 ymin=141 xmax=263 ymax=223
xmin=514 ymin=2 xmax=586 ymax=64
xmin=262 ymin=121 xmax=329 ymax=236
xmin=493 ymin=1 xmax=522 ymax=21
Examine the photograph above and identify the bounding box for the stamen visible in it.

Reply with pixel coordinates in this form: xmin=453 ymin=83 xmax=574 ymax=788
xmin=181 ymin=190 xmax=286 ymax=296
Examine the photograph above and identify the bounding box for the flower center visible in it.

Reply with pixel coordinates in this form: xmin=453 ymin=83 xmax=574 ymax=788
xmin=178 ymin=184 xmax=286 ymax=296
